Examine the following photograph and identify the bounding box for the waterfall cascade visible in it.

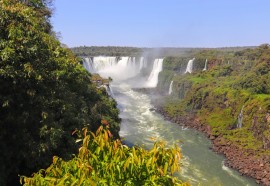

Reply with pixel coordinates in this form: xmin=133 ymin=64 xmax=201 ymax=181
xmin=108 ymin=85 xmax=114 ymax=97
xmin=93 ymin=56 xmax=118 ymax=73
xmin=237 ymin=106 xmax=244 ymax=128
xmin=97 ymin=85 xmax=112 ymax=96
xmin=83 ymin=56 xmax=140 ymax=81
xmin=185 ymin=58 xmax=195 ymax=73
xmin=145 ymin=59 xmax=163 ymax=88
xmin=168 ymin=81 xmax=173 ymax=95
xmin=83 ymin=57 xmax=94 ymax=73
xmin=203 ymin=59 xmax=208 ymax=71
xmin=139 ymin=57 xmax=144 ymax=71
xmin=83 ymin=56 xmax=162 ymax=88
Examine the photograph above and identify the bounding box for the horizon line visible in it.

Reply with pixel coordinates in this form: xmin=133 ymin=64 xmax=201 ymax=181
xmin=69 ymin=45 xmax=260 ymax=49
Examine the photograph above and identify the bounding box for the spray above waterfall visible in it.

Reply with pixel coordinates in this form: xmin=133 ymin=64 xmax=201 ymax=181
xmin=185 ymin=58 xmax=195 ymax=73
xmin=83 ymin=56 xmax=163 ymax=88
xmin=83 ymin=57 xmax=138 ymax=81
xmin=139 ymin=57 xmax=144 ymax=71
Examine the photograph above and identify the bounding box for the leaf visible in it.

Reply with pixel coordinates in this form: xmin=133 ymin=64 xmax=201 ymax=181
xmin=41 ymin=111 xmax=48 ymax=120
xmin=123 ymin=157 xmax=130 ymax=171
xmin=163 ymin=162 xmax=168 ymax=175
xmin=75 ymin=139 xmax=83 ymax=143
xmin=2 ymin=100 xmax=9 ymax=107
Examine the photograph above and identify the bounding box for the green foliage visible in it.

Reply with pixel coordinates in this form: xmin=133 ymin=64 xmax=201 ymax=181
xmin=71 ymin=46 xmax=143 ymax=57
xmin=163 ymin=98 xmax=186 ymax=117
xmin=0 ymin=1 xmax=120 ymax=185
xmin=189 ymin=77 xmax=206 ymax=84
xmin=162 ymin=57 xmax=189 ymax=72
xmin=156 ymin=70 xmax=174 ymax=94
xmin=71 ymin=46 xmax=252 ymax=58
xmin=21 ymin=125 xmax=189 ymax=186
xmin=160 ymin=45 xmax=270 ymax=156
xmin=237 ymin=60 xmax=270 ymax=94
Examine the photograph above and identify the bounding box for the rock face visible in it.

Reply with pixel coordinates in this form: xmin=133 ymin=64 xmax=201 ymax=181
xmin=149 ymin=108 xmax=156 ymax=112
xmin=156 ymin=107 xmax=270 ymax=186
xmin=213 ymin=137 xmax=270 ymax=186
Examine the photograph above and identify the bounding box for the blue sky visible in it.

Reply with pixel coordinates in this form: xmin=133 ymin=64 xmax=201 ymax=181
xmin=51 ymin=0 xmax=270 ymax=48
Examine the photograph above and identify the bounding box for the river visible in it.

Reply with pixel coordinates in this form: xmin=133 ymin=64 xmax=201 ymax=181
xmin=83 ymin=56 xmax=258 ymax=185
xmin=112 ymin=82 xmax=258 ymax=186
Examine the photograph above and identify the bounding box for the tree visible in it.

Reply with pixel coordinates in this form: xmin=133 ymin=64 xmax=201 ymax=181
xmin=0 ymin=1 xmax=120 ymax=185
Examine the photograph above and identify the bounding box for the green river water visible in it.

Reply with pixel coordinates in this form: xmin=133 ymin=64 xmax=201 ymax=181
xmin=114 ymin=83 xmax=258 ymax=186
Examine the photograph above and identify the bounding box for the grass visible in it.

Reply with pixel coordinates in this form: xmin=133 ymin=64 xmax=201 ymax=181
xmin=189 ymin=77 xmax=206 ymax=84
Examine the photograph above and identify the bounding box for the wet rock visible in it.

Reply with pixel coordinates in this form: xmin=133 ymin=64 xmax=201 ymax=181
xmin=210 ymin=135 xmax=215 ymax=140
xmin=149 ymin=108 xmax=155 ymax=112
xmin=262 ymin=178 xmax=270 ymax=186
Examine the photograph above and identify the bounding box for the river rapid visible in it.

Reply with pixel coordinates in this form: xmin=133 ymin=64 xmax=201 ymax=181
xmin=112 ymin=82 xmax=258 ymax=186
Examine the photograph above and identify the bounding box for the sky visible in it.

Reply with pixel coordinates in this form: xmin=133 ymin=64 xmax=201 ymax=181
xmin=51 ymin=0 xmax=270 ymax=48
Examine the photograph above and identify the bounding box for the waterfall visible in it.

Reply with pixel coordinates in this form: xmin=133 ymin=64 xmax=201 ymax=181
xmin=203 ymin=59 xmax=208 ymax=71
xmin=117 ymin=56 xmax=129 ymax=67
xmin=108 ymin=85 xmax=114 ymax=97
xmin=82 ymin=56 xmax=163 ymax=88
xmin=82 ymin=56 xmax=144 ymax=81
xmin=237 ymin=106 xmax=244 ymax=128
xmin=99 ymin=85 xmax=114 ymax=97
xmin=168 ymin=81 xmax=173 ymax=95
xmin=139 ymin=57 xmax=144 ymax=71
xmin=145 ymin=59 xmax=163 ymax=88
xmin=83 ymin=57 xmax=94 ymax=73
xmin=143 ymin=57 xmax=148 ymax=68
xmin=131 ymin=57 xmax=137 ymax=73
xmin=92 ymin=56 xmax=118 ymax=72
xmin=185 ymin=58 xmax=195 ymax=73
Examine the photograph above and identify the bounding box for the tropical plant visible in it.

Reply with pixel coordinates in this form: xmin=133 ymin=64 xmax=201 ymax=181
xmin=21 ymin=124 xmax=189 ymax=186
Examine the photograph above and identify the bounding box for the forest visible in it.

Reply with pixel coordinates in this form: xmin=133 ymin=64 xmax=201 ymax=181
xmin=71 ymin=46 xmax=254 ymax=58
xmin=0 ymin=0 xmax=121 ymax=185
xmin=0 ymin=1 xmax=187 ymax=185
xmin=71 ymin=46 xmax=143 ymax=57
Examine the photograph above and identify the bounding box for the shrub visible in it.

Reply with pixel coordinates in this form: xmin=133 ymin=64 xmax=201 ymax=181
xmin=21 ymin=125 xmax=189 ymax=186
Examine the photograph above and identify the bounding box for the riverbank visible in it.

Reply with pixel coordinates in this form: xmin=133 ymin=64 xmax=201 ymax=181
xmin=155 ymin=106 xmax=270 ymax=186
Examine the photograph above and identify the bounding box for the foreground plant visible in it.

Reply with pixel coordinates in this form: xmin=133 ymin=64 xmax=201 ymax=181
xmin=21 ymin=124 xmax=189 ymax=186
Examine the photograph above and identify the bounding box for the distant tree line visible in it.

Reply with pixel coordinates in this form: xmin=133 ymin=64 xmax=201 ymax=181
xmin=71 ymin=46 xmax=257 ymax=58
xmin=71 ymin=46 xmax=143 ymax=57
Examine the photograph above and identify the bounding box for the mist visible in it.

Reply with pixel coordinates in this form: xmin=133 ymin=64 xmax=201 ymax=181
xmin=83 ymin=55 xmax=164 ymax=89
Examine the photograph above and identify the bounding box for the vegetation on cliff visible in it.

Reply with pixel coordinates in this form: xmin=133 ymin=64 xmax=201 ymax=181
xmin=158 ymin=45 xmax=270 ymax=156
xmin=0 ymin=1 xmax=120 ymax=185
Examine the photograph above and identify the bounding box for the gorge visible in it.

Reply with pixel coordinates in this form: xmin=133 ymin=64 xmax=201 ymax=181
xmin=2 ymin=1 xmax=270 ymax=185
xmin=82 ymin=56 xmax=258 ymax=185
